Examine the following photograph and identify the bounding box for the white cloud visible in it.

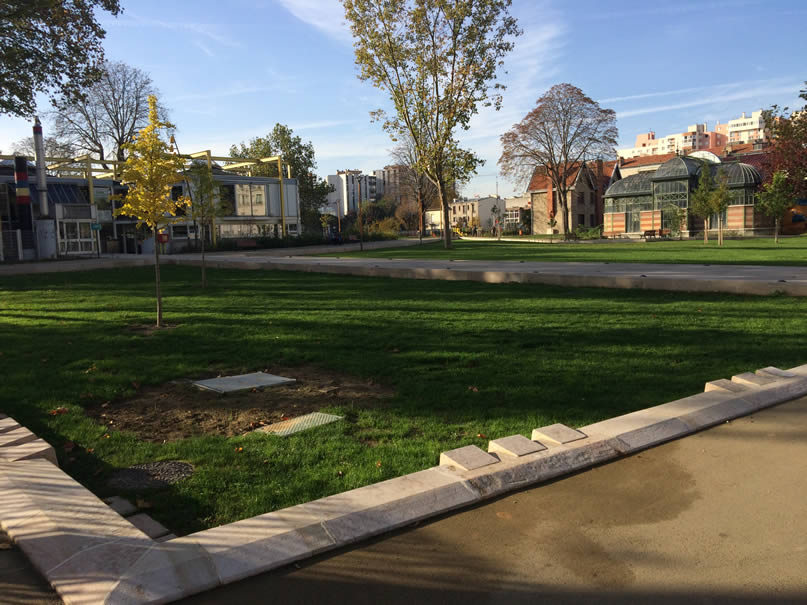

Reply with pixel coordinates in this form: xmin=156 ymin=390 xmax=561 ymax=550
xmin=273 ymin=0 xmax=351 ymax=42
xmin=617 ymin=82 xmax=802 ymax=119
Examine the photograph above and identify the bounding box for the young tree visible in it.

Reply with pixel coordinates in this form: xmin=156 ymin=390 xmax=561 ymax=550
xmin=499 ymin=84 xmax=618 ymax=236
xmin=665 ymin=204 xmax=686 ymax=240
xmin=763 ymin=83 xmax=807 ymax=198
xmin=230 ymin=124 xmax=331 ymax=233
xmin=52 ymin=61 xmax=162 ymax=162
xmin=185 ymin=162 xmax=229 ymax=288
xmin=0 ymin=0 xmax=121 ymax=117
xmin=390 ymin=137 xmax=438 ymax=243
xmin=711 ymin=168 xmax=731 ymax=246
xmin=690 ymin=162 xmax=715 ymax=244
xmin=343 ymin=0 xmax=521 ymax=249
xmin=115 ymin=96 xmax=189 ymax=327
xmin=758 ymin=170 xmax=795 ymax=243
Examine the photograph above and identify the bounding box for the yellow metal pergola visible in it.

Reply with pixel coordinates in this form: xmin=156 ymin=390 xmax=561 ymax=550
xmin=1 ymin=150 xmax=294 ymax=237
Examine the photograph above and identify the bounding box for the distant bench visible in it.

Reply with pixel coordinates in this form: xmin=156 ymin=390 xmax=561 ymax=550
xmin=642 ymin=229 xmax=670 ymax=240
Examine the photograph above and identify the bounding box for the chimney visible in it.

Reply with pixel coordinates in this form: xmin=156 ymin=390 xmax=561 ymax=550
xmin=33 ymin=116 xmax=49 ymax=217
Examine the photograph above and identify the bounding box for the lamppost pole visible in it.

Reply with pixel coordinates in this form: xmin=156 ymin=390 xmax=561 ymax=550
xmin=357 ymin=177 xmax=364 ymax=252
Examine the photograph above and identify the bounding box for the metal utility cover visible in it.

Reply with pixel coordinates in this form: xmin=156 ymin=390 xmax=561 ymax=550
xmin=257 ymin=412 xmax=343 ymax=437
xmin=193 ymin=372 xmax=296 ymax=394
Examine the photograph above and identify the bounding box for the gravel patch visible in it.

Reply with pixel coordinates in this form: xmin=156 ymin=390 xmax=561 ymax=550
xmin=108 ymin=461 xmax=194 ymax=491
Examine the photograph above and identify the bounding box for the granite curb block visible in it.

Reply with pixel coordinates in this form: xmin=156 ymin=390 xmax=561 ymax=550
xmin=1 ymin=365 xmax=806 ymax=604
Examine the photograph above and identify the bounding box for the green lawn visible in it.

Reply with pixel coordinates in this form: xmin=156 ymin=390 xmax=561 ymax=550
xmin=324 ymin=237 xmax=807 ymax=266
xmin=1 ymin=265 xmax=805 ymax=535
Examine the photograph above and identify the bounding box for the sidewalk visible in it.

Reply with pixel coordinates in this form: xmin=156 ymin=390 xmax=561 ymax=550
xmin=5 ymin=396 xmax=805 ymax=604
xmin=184 ymin=395 xmax=807 ymax=605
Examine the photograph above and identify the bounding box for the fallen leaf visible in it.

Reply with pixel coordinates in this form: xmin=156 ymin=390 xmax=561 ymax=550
xmin=337 ymin=470 xmax=344 ymax=477
xmin=467 ymin=386 xmax=479 ymax=392
xmin=375 ymin=460 xmax=382 ymax=468
xmin=476 ymin=433 xmax=487 ymax=439
xmin=86 ymin=448 xmax=94 ymax=454
xmin=49 ymin=407 xmax=69 ymax=416
xmin=103 ymin=434 xmax=110 ymax=439
xmin=235 ymin=447 xmax=243 ymax=452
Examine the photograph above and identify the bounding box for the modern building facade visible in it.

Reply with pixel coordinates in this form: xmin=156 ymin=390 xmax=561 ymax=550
xmin=373 ymin=165 xmax=404 ymax=204
xmin=0 ymin=155 xmax=300 ymax=262
xmin=326 ymin=170 xmax=374 ymax=219
xmin=618 ymin=110 xmax=769 ymax=159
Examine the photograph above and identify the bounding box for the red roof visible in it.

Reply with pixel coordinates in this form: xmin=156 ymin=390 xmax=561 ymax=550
xmin=619 ymin=153 xmax=676 ymax=168
xmin=527 ymin=160 xmax=617 ymax=192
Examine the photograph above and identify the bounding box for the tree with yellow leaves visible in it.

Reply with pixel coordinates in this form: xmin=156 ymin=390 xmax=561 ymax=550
xmin=115 ymin=95 xmax=188 ymax=327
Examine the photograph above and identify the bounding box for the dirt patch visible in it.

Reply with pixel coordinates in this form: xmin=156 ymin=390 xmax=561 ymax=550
xmin=125 ymin=323 xmax=179 ymax=336
xmin=86 ymin=365 xmax=394 ymax=442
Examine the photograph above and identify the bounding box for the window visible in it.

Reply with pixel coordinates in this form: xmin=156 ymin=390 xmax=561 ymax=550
xmin=577 ymin=192 xmax=584 ymax=205
xmin=578 ymin=213 xmax=585 ymax=226
xmin=590 ymin=214 xmax=595 ymax=226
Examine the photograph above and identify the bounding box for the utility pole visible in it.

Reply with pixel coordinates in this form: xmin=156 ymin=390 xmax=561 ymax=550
xmin=357 ymin=177 xmax=364 ymax=251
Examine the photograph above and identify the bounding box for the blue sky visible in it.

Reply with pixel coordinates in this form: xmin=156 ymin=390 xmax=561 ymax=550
xmin=2 ymin=0 xmax=805 ymax=198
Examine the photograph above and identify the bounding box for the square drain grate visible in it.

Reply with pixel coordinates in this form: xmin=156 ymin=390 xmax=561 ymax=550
xmin=257 ymin=412 xmax=343 ymax=437
xmin=193 ymin=372 xmax=296 ymax=394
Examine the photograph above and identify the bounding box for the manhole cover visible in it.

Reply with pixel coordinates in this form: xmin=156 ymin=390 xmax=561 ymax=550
xmin=108 ymin=461 xmax=194 ymax=491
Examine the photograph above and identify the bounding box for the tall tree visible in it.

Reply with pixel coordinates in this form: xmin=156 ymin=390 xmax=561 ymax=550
xmin=343 ymin=0 xmax=521 ymax=249
xmin=499 ymin=84 xmax=618 ymax=236
xmin=758 ymin=170 xmax=795 ymax=243
xmin=115 ymin=96 xmax=188 ymax=328
xmin=12 ymin=135 xmax=75 ymax=159
xmin=230 ymin=124 xmax=331 ymax=233
xmin=0 ymin=0 xmax=122 ymax=117
xmin=51 ymin=61 xmax=162 ymax=163
xmin=390 ymin=137 xmax=438 ymax=243
xmin=763 ymin=83 xmax=807 ymax=198
xmin=690 ymin=161 xmax=715 ymax=244
xmin=711 ymin=168 xmax=731 ymax=246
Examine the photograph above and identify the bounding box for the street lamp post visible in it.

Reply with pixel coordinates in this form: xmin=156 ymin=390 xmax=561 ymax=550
xmin=357 ymin=177 xmax=364 ymax=251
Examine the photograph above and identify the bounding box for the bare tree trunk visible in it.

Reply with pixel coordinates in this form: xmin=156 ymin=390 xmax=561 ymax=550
xmin=775 ymin=218 xmax=780 ymax=244
xmin=418 ymin=190 xmax=423 ymax=245
xmin=438 ymin=178 xmax=451 ymax=249
xmin=718 ymin=216 xmax=722 ymax=246
xmin=557 ymin=189 xmax=569 ymax=237
xmin=200 ymin=224 xmax=207 ymax=288
xmin=153 ymin=227 xmax=163 ymax=327
xmin=703 ymin=218 xmax=708 ymax=244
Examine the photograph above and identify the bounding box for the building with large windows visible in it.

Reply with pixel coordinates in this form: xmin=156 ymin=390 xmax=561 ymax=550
xmin=603 ymin=155 xmax=764 ymax=237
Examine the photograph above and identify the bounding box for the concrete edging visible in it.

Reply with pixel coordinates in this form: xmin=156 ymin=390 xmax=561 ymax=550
xmin=1 ymin=363 xmax=806 ymax=604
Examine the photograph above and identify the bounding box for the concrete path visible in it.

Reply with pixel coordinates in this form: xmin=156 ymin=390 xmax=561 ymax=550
xmin=170 ymin=254 xmax=807 ymax=296
xmin=183 ymin=396 xmax=807 ymax=605
xmin=3 ymin=239 xmax=807 ymax=295
xmin=4 ymin=397 xmax=806 ymax=604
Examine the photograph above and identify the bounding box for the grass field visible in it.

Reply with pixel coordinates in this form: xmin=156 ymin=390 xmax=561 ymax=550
xmin=1 ymin=265 xmax=805 ymax=535
xmin=325 ymin=237 xmax=807 ymax=266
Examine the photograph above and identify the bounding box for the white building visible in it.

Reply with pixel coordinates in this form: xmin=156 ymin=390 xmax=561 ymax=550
xmin=326 ymin=170 xmax=374 ymax=219
xmin=715 ymin=110 xmax=769 ymax=145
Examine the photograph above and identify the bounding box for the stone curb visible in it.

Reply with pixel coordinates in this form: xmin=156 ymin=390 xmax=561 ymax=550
xmin=1 ymin=365 xmax=806 ymax=604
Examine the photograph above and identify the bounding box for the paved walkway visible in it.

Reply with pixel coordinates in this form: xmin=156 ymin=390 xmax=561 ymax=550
xmin=4 ymin=397 xmax=806 ymax=604
xmin=172 ymin=254 xmax=807 ymax=296
xmin=182 ymin=396 xmax=807 ymax=605
xmin=2 ymin=239 xmax=806 ymax=295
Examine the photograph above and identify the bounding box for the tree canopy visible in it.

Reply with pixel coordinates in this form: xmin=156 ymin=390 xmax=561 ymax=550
xmin=0 ymin=0 xmax=122 ymax=117
xmin=230 ymin=124 xmax=331 ymax=232
xmin=343 ymin=0 xmax=521 ymax=248
xmin=758 ymin=170 xmax=795 ymax=243
xmin=51 ymin=61 xmax=162 ymax=162
xmin=499 ymin=83 xmax=618 ymax=235
xmin=763 ymin=83 xmax=807 ymax=198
